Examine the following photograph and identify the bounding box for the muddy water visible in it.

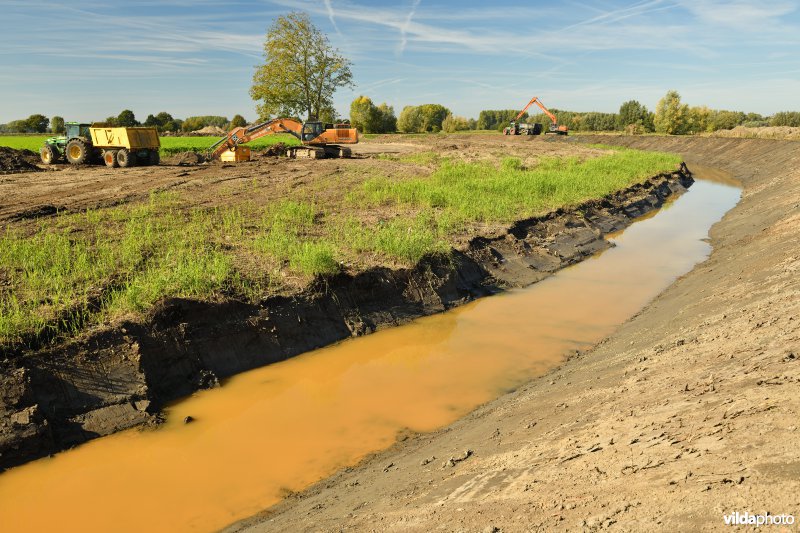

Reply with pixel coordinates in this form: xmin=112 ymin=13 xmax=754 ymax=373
xmin=0 ymin=175 xmax=740 ymax=533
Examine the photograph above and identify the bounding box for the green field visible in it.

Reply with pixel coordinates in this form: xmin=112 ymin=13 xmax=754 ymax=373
xmin=0 ymin=134 xmax=299 ymax=157
xmin=0 ymin=142 xmax=681 ymax=350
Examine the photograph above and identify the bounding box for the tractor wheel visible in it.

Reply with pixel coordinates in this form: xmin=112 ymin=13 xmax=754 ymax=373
xmin=65 ymin=139 xmax=88 ymax=165
xmin=40 ymin=144 xmax=58 ymax=165
xmin=116 ymin=149 xmax=135 ymax=168
xmin=103 ymin=150 xmax=119 ymax=168
xmin=149 ymin=150 xmax=160 ymax=166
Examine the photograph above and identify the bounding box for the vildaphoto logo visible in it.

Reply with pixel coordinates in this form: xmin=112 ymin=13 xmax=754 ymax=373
xmin=723 ymin=511 xmax=795 ymax=526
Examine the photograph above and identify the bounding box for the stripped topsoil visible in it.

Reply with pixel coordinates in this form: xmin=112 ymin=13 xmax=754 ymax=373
xmin=0 ymin=162 xmax=693 ymax=471
xmin=227 ymin=137 xmax=800 ymax=532
xmin=0 ymin=147 xmax=41 ymax=174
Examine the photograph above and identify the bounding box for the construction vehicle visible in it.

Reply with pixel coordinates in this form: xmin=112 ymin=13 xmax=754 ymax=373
xmin=503 ymin=96 xmax=568 ymax=136
xmin=40 ymin=122 xmax=161 ymax=167
xmin=208 ymin=118 xmax=358 ymax=160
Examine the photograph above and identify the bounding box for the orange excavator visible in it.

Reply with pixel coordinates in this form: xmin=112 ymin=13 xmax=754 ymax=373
xmin=208 ymin=118 xmax=358 ymax=160
xmin=503 ymin=96 xmax=568 ymax=136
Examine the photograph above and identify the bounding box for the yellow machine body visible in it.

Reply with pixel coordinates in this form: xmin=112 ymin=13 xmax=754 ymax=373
xmin=89 ymin=125 xmax=161 ymax=150
xmin=220 ymin=146 xmax=251 ymax=162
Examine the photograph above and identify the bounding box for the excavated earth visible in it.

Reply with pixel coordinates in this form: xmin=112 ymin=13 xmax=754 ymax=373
xmin=226 ymin=136 xmax=800 ymax=532
xmin=0 ymin=138 xmax=694 ymax=471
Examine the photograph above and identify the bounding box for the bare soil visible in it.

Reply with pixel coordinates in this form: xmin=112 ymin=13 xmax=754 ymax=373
xmin=227 ymin=137 xmax=800 ymax=532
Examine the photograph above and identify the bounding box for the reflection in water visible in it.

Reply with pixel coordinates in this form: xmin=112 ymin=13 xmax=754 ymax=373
xmin=0 ymin=178 xmax=740 ymax=533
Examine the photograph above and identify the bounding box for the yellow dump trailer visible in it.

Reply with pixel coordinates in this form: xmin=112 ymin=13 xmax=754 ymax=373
xmin=89 ymin=125 xmax=160 ymax=168
xmin=89 ymin=126 xmax=160 ymax=150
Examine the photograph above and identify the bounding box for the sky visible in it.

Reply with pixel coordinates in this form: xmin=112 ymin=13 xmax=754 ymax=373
xmin=1 ymin=0 xmax=799 ymax=124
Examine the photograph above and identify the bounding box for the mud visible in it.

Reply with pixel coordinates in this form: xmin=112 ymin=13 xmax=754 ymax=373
xmin=0 ymin=165 xmax=692 ymax=471
xmin=0 ymin=147 xmax=41 ymax=174
xmin=165 ymin=150 xmax=208 ymax=166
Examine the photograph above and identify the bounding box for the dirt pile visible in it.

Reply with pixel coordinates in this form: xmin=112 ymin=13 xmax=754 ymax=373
xmin=0 ymin=147 xmax=41 ymax=173
xmin=189 ymin=126 xmax=227 ymax=136
xmin=710 ymin=125 xmax=800 ymax=140
xmin=166 ymin=151 xmax=207 ymax=166
xmin=260 ymin=142 xmax=288 ymax=157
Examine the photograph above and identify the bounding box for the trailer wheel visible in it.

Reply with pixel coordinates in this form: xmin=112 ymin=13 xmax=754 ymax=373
xmin=103 ymin=150 xmax=119 ymax=168
xmin=40 ymin=144 xmax=58 ymax=165
xmin=149 ymin=150 xmax=160 ymax=166
xmin=116 ymin=149 xmax=135 ymax=168
xmin=65 ymin=139 xmax=88 ymax=165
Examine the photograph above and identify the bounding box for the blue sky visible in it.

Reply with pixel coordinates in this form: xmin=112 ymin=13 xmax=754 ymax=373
xmin=1 ymin=0 xmax=799 ymax=124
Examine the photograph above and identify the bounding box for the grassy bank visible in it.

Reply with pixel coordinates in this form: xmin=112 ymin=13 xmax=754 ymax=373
xmin=0 ymin=146 xmax=680 ymax=350
xmin=0 ymin=134 xmax=299 ymax=157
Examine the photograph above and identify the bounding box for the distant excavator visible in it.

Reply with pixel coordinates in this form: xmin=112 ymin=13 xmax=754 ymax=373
xmin=208 ymin=118 xmax=358 ymax=160
xmin=503 ymin=96 xmax=569 ymax=136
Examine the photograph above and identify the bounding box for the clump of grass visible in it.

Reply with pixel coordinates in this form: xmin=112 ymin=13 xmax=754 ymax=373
xmin=253 ymin=201 xmax=339 ymax=277
xmin=335 ymin=211 xmax=449 ymax=264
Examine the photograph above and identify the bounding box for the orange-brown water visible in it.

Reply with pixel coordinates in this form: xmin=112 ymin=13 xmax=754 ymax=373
xmin=0 ymin=176 xmax=740 ymax=533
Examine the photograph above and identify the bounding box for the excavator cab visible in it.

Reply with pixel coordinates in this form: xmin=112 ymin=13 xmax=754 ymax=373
xmin=301 ymin=122 xmax=324 ymax=141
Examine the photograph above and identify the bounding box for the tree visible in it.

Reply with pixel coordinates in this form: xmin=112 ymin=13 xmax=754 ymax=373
xmin=418 ymin=104 xmax=450 ymax=132
xmin=687 ymin=106 xmax=711 ymax=133
xmin=442 ymin=114 xmax=470 ymax=133
xmin=181 ymin=116 xmax=229 ymax=132
xmin=376 ymin=103 xmax=397 ymax=133
xmin=770 ymin=111 xmax=800 ymax=127
xmin=708 ymin=110 xmax=745 ymax=131
xmin=478 ymin=109 xmax=524 ymax=131
xmin=116 ymin=109 xmax=138 ymax=127
xmin=350 ymin=96 xmax=380 ymax=133
xmin=230 ymin=114 xmax=247 ymax=128
xmin=618 ymin=100 xmax=650 ymax=131
xmin=654 ymin=90 xmax=689 ymax=135
xmin=350 ymin=97 xmax=396 ymax=133
xmin=25 ymin=114 xmax=49 ymax=133
xmin=143 ymin=114 xmax=160 ymax=127
xmin=51 ymin=116 xmax=65 ymax=134
xmin=397 ymin=106 xmax=422 ymax=133
xmin=251 ymin=12 xmax=354 ymax=120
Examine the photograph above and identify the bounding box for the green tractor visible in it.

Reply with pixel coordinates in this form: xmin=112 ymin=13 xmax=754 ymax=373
xmin=40 ymin=122 xmax=161 ymax=167
xmin=40 ymin=122 xmax=93 ymax=165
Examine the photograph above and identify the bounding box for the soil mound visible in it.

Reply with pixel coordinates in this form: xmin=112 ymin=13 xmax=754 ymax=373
xmin=166 ymin=151 xmax=207 ymax=166
xmin=261 ymin=142 xmax=288 ymax=157
xmin=0 ymin=147 xmax=41 ymax=173
xmin=710 ymin=125 xmax=800 ymax=140
xmin=191 ymin=126 xmax=227 ymax=136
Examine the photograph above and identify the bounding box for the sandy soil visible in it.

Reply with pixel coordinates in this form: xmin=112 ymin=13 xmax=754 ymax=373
xmin=228 ymin=137 xmax=800 ymax=532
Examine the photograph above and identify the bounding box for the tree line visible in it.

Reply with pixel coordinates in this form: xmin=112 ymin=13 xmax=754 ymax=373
xmin=0 ymin=111 xmax=250 ymax=134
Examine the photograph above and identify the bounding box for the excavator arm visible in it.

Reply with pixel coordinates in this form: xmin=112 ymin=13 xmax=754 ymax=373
xmin=208 ymin=118 xmax=303 ymax=159
xmin=514 ymin=96 xmax=558 ymax=126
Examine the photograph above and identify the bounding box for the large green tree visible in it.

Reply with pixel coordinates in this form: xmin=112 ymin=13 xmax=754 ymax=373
xmin=654 ymin=90 xmax=689 ymax=135
xmin=50 ymin=116 xmax=65 ymax=134
xmin=116 ymin=109 xmax=138 ymax=127
xmin=251 ymin=12 xmax=354 ymax=121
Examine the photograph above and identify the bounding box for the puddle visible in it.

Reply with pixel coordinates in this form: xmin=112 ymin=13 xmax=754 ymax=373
xmin=0 ymin=175 xmax=741 ymax=533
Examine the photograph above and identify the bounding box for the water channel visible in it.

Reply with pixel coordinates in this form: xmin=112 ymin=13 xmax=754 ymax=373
xmin=0 ymin=171 xmax=741 ymax=533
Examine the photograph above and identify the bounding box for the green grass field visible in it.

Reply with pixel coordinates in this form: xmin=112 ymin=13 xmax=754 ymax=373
xmin=0 ymin=143 xmax=681 ymax=350
xmin=0 ymin=134 xmax=299 ymax=157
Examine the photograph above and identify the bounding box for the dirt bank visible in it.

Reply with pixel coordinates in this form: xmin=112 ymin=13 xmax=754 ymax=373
xmin=0 ymin=165 xmax=692 ymax=471
xmin=227 ymin=137 xmax=799 ymax=532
